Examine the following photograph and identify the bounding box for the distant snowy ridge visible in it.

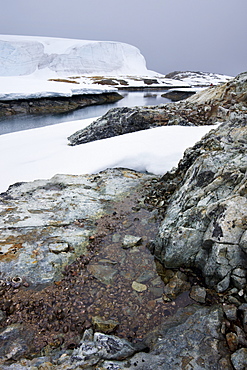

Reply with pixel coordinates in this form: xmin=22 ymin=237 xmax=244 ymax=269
xmin=165 ymin=71 xmax=233 ymax=87
xmin=0 ymin=35 xmax=154 ymax=77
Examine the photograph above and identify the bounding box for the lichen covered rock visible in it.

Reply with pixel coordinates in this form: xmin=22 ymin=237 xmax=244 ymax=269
xmin=154 ymin=111 xmax=247 ymax=292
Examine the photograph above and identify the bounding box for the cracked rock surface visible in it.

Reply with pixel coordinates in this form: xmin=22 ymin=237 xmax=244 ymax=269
xmin=153 ymin=111 xmax=247 ymax=292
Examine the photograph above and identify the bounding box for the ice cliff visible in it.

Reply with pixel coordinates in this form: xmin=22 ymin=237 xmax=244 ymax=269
xmin=0 ymin=35 xmax=153 ymax=77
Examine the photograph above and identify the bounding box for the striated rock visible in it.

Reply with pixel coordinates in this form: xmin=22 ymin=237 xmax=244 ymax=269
xmin=153 ymin=110 xmax=247 ymax=292
xmin=0 ymin=92 xmax=122 ymax=117
xmin=68 ymin=72 xmax=246 ymax=146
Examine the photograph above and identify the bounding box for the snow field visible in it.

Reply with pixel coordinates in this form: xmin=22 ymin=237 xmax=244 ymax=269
xmin=0 ymin=117 xmax=216 ymax=193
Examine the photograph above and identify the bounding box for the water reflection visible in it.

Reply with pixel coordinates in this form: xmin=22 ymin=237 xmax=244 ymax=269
xmin=0 ymin=91 xmax=171 ymax=135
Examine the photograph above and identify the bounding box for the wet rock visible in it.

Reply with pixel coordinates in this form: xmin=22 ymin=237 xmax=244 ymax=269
xmin=0 ymin=309 xmax=5 ymax=323
xmin=223 ymin=304 xmax=238 ymax=321
xmin=0 ymin=324 xmax=34 ymax=363
xmin=118 ymin=305 xmax=232 ymax=369
xmin=163 ymin=272 xmax=191 ymax=299
xmin=122 ymin=235 xmax=142 ymax=249
xmin=87 ymin=264 xmax=117 ymax=285
xmin=231 ymin=348 xmax=247 ymax=370
xmin=234 ymin=325 xmax=247 ymax=347
xmin=132 ymin=281 xmax=147 ymax=292
xmin=162 ymin=90 xmax=196 ymax=101
xmin=241 ymin=310 xmax=247 ymax=333
xmin=48 ymin=242 xmax=70 ymax=254
xmin=231 ymin=268 xmax=247 ymax=289
xmin=189 ymin=285 xmax=207 ymax=303
xmin=226 ymin=332 xmax=238 ymax=352
xmin=92 ymin=316 xmax=119 ymax=334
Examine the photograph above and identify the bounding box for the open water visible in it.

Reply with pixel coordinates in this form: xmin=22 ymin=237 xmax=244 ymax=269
xmin=0 ymin=91 xmax=171 ymax=135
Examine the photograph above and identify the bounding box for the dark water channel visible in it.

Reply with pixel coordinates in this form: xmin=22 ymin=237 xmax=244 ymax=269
xmin=0 ymin=90 xmax=171 ymax=135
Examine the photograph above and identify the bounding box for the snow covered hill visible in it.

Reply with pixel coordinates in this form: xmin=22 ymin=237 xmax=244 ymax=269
xmin=165 ymin=71 xmax=233 ymax=87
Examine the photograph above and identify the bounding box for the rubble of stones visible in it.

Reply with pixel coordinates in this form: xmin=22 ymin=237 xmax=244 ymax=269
xmin=0 ymin=92 xmax=122 ymax=117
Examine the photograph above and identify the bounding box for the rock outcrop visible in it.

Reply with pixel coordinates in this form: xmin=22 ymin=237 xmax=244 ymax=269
xmin=0 ymin=92 xmax=122 ymax=117
xmin=0 ymin=169 xmax=152 ymax=285
xmin=153 ymin=111 xmax=247 ymax=292
xmin=165 ymin=70 xmax=233 ymax=87
xmin=68 ymin=72 xmax=246 ymax=146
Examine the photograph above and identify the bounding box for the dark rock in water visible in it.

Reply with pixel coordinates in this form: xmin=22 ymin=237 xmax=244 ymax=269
xmin=104 ymin=305 xmax=232 ymax=369
xmin=68 ymin=72 xmax=246 ymax=146
xmin=162 ymin=89 xmax=196 ymax=101
xmin=0 ymin=92 xmax=122 ymax=117
xmin=92 ymin=316 xmax=119 ymax=334
xmin=0 ymin=324 xmax=35 ymax=362
xmin=190 ymin=285 xmax=207 ymax=303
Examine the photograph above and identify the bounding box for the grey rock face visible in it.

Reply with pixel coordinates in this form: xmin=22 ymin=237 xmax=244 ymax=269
xmin=0 ymin=169 xmax=152 ymax=285
xmin=67 ymin=105 xmax=172 ymax=145
xmin=154 ymin=111 xmax=247 ymax=292
xmin=0 ymin=324 xmax=34 ymax=362
xmin=102 ymin=305 xmax=231 ymax=370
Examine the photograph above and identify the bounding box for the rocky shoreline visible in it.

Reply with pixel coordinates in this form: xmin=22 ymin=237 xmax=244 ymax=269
xmin=0 ymin=72 xmax=247 ymax=369
xmin=0 ymin=92 xmax=122 ymax=117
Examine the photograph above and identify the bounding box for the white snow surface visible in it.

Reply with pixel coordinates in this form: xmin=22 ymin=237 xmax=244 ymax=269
xmin=167 ymin=71 xmax=233 ymax=87
xmin=0 ymin=35 xmax=191 ymax=100
xmin=0 ymin=117 xmax=216 ymax=193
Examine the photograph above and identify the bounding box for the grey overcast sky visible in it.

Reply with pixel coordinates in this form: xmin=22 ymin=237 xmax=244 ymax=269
xmin=0 ymin=0 xmax=246 ymax=77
